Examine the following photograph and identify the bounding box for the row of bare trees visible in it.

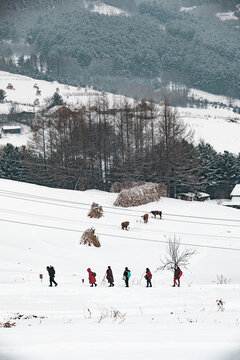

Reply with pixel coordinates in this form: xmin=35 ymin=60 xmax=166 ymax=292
xmin=27 ymin=95 xmax=203 ymax=195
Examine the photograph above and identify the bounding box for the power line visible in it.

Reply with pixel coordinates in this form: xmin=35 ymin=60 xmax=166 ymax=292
xmin=1 ymin=191 xmax=240 ymax=230
xmin=0 ymin=188 xmax=240 ymax=227
xmin=0 ymin=216 xmax=240 ymax=251
xmin=0 ymin=204 xmax=240 ymax=241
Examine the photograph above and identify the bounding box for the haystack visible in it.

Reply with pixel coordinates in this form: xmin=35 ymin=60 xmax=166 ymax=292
xmin=80 ymin=228 xmax=101 ymax=247
xmin=88 ymin=202 xmax=103 ymax=218
xmin=114 ymin=182 xmax=167 ymax=207
xmin=110 ymin=181 xmax=146 ymax=193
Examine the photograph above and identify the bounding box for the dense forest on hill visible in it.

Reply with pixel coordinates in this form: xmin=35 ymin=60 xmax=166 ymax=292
xmin=0 ymin=0 xmax=239 ymax=99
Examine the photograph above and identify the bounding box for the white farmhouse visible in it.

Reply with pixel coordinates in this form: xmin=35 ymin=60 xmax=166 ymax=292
xmin=224 ymin=184 xmax=240 ymax=209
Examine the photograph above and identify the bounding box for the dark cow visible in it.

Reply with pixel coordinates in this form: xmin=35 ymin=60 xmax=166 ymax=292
xmin=141 ymin=214 xmax=149 ymax=223
xmin=150 ymin=210 xmax=162 ymax=219
xmin=121 ymin=221 xmax=130 ymax=230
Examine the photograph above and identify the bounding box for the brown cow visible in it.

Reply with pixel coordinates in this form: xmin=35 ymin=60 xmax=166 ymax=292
xmin=141 ymin=214 xmax=149 ymax=223
xmin=121 ymin=221 xmax=129 ymax=230
xmin=150 ymin=210 xmax=162 ymax=219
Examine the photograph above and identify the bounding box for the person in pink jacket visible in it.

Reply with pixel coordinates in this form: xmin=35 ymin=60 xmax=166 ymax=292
xmin=87 ymin=268 xmax=97 ymax=287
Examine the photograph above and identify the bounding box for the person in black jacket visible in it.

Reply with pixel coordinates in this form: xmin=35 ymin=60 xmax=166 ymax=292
xmin=46 ymin=265 xmax=58 ymax=287
xmin=106 ymin=266 xmax=114 ymax=287
xmin=123 ymin=267 xmax=131 ymax=287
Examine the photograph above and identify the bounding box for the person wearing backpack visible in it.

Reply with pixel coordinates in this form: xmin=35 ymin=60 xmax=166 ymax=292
xmin=144 ymin=268 xmax=152 ymax=287
xmin=46 ymin=265 xmax=58 ymax=287
xmin=87 ymin=268 xmax=97 ymax=287
xmin=106 ymin=266 xmax=114 ymax=287
xmin=123 ymin=267 xmax=131 ymax=287
xmin=172 ymin=265 xmax=182 ymax=287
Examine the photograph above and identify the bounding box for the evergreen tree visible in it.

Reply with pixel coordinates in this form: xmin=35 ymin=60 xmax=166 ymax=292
xmin=49 ymin=92 xmax=63 ymax=108
xmin=0 ymin=144 xmax=27 ymax=181
xmin=0 ymin=89 xmax=6 ymax=103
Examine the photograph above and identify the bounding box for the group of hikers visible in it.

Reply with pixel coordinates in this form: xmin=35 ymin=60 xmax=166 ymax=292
xmin=47 ymin=265 xmax=182 ymax=288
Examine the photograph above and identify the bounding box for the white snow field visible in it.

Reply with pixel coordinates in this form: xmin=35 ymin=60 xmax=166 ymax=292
xmin=0 ymin=71 xmax=126 ymax=113
xmin=0 ymin=179 xmax=240 ymax=360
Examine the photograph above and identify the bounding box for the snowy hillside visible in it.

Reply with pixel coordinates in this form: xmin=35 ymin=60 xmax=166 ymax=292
xmin=0 ymin=179 xmax=240 ymax=360
xmin=0 ymin=71 xmax=117 ymax=112
xmin=1 ymin=71 xmax=240 ymax=153
xmin=178 ymin=107 xmax=240 ymax=153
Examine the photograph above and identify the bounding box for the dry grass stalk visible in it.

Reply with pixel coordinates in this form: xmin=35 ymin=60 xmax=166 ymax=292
xmin=80 ymin=227 xmax=101 ymax=247
xmin=88 ymin=202 xmax=103 ymax=218
xmin=0 ymin=321 xmax=16 ymax=328
xmin=114 ymin=182 xmax=167 ymax=207
xmin=98 ymin=307 xmax=126 ymax=323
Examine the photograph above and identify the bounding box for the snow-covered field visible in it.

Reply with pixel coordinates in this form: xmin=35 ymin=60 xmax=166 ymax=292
xmin=189 ymin=88 xmax=240 ymax=108
xmin=0 ymin=125 xmax=31 ymax=148
xmin=216 ymin=12 xmax=239 ymax=21
xmin=0 ymin=179 xmax=240 ymax=360
xmin=0 ymin=71 xmax=125 ymax=113
xmin=178 ymin=107 xmax=240 ymax=153
xmin=91 ymin=3 xmax=129 ymax=16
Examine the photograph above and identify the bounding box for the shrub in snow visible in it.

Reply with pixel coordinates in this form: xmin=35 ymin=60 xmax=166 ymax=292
xmin=215 ymin=274 xmax=231 ymax=284
xmin=80 ymin=227 xmax=101 ymax=247
xmin=157 ymin=235 xmax=197 ymax=271
xmin=88 ymin=202 xmax=103 ymax=218
xmin=114 ymin=182 xmax=167 ymax=207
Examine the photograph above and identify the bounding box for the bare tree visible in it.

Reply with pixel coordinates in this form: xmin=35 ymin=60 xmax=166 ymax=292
xmin=157 ymin=235 xmax=197 ymax=271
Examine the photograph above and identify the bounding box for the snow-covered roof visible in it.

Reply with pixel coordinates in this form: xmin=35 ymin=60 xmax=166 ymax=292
xmin=223 ymin=197 xmax=240 ymax=207
xmin=230 ymin=184 xmax=240 ymax=197
xmin=45 ymin=105 xmax=72 ymax=115
xmin=196 ymin=192 xmax=210 ymax=198
xmin=2 ymin=125 xmax=21 ymax=130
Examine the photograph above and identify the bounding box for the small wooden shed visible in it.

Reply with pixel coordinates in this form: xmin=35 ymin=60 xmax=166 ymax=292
xmin=2 ymin=126 xmax=21 ymax=134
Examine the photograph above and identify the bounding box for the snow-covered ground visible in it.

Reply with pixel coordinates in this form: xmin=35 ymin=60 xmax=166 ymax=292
xmin=216 ymin=12 xmax=239 ymax=21
xmin=0 ymin=179 xmax=240 ymax=360
xmin=91 ymin=3 xmax=129 ymax=16
xmin=0 ymin=124 xmax=32 ymax=148
xmin=178 ymin=107 xmax=240 ymax=153
xmin=0 ymin=71 xmax=127 ymax=113
xmin=189 ymin=88 xmax=240 ymax=108
xmin=180 ymin=6 xmax=198 ymax=12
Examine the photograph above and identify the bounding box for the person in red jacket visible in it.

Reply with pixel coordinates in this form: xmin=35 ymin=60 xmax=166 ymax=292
xmin=172 ymin=265 xmax=182 ymax=287
xmin=87 ymin=268 xmax=97 ymax=287
xmin=145 ymin=268 xmax=152 ymax=287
